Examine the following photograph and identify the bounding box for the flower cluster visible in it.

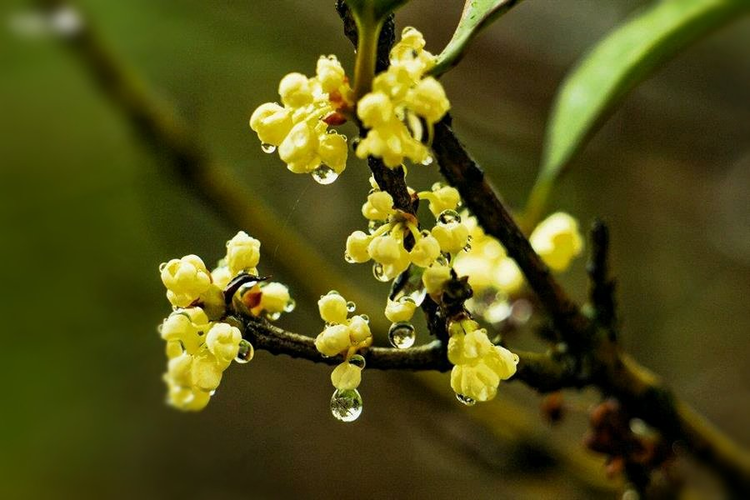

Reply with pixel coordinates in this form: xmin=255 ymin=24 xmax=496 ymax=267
xmin=454 ymin=212 xmax=584 ymax=323
xmin=447 ymin=319 xmax=519 ymax=404
xmin=355 ymin=27 xmax=450 ymax=168
xmin=346 ymin=183 xmax=468 ymax=283
xmin=158 ymin=231 xmax=294 ymax=411
xmin=250 ymin=27 xmax=449 ymax=183
xmin=250 ymin=55 xmax=352 ymax=184
xmin=315 ymin=291 xmax=372 ymax=422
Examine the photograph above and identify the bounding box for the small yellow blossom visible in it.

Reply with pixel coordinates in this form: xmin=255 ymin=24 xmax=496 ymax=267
xmin=318 ymin=292 xmax=349 ymax=324
xmin=346 ymin=231 xmax=372 ymax=263
xmin=419 ymin=185 xmax=460 ymax=217
xmin=211 ymin=266 xmax=233 ymax=290
xmin=530 ymin=212 xmax=584 ymax=272
xmin=160 ymin=255 xmax=212 ymax=308
xmin=361 ymin=191 xmax=395 ymax=221
xmin=249 ymin=103 xmax=292 ymax=146
xmin=226 ymin=231 xmax=261 ymax=276
xmin=259 ymin=282 xmax=291 ymax=314
xmin=432 ymin=220 xmax=470 ymax=254
xmin=331 ymin=362 xmax=362 ymax=390
xmin=448 ymin=327 xmax=517 ymax=402
xmin=205 ymin=322 xmax=242 ymax=366
xmin=422 ymin=264 xmax=451 ymax=295
xmin=315 ymin=324 xmax=352 ymax=357
xmin=409 ymin=233 xmax=441 ymax=267
xmin=385 ymin=298 xmax=417 ymax=323
xmin=347 ymin=315 xmax=372 ymax=343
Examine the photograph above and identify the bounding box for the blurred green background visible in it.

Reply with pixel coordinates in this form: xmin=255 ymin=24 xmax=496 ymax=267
xmin=1 ymin=0 xmax=749 ymax=498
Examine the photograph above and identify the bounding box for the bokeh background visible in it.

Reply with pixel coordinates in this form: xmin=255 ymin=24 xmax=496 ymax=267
xmin=2 ymin=0 xmax=749 ymax=498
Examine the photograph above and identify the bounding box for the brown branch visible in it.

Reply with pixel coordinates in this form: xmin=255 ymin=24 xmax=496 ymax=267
xmin=587 ymin=219 xmax=616 ymax=336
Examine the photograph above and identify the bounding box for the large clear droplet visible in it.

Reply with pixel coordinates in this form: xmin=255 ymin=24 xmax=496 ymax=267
xmin=437 ymin=209 xmax=461 ymax=224
xmin=346 ymin=301 xmax=356 ymax=313
xmin=284 ymin=298 xmax=296 ymax=313
xmin=348 ymin=354 xmax=366 ymax=369
xmin=312 ymin=164 xmax=338 ymax=185
xmin=388 ymin=322 xmax=416 ymax=349
xmin=261 ymin=143 xmax=276 ymax=154
xmin=235 ymin=339 xmax=254 ymax=364
xmin=330 ymin=389 xmax=363 ymax=422
xmin=456 ymin=393 xmax=476 ymax=406
xmin=372 ymin=263 xmax=390 ymax=282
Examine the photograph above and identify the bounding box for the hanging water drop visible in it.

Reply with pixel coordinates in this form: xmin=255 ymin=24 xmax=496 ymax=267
xmin=348 ymin=354 xmax=366 ymax=369
xmin=388 ymin=322 xmax=416 ymax=349
xmin=437 ymin=209 xmax=461 ymax=224
xmin=265 ymin=311 xmax=281 ymax=321
xmin=235 ymin=339 xmax=254 ymax=364
xmin=312 ymin=164 xmax=338 ymax=185
xmin=346 ymin=301 xmax=356 ymax=313
xmin=372 ymin=262 xmax=389 ymax=282
xmin=421 ymin=155 xmax=434 ymax=166
xmin=359 ymin=314 xmax=369 ymax=323
xmin=344 ymin=252 xmax=356 ymax=263
xmin=261 ymin=143 xmax=276 ymax=154
xmin=456 ymin=393 xmax=476 ymax=406
xmin=330 ymin=389 xmax=363 ymax=422
xmin=284 ymin=298 xmax=296 ymax=313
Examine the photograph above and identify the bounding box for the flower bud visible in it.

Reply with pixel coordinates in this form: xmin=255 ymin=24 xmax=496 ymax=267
xmin=279 ymin=121 xmax=320 ymax=173
xmin=422 ymin=264 xmax=451 ymax=295
xmin=318 ymin=293 xmax=348 ymax=324
xmin=160 ymin=255 xmax=212 ymax=308
xmin=346 ymin=231 xmax=372 ymax=263
xmin=278 ymin=72 xmax=313 ymax=108
xmin=250 ymin=102 xmax=293 ymax=146
xmin=357 ymin=92 xmax=393 ymax=128
xmin=409 ymin=233 xmax=441 ymax=267
xmin=315 ymin=324 xmax=351 ymax=357
xmin=316 ymin=55 xmax=346 ymax=93
xmin=226 ymin=231 xmax=261 ymax=276
xmin=431 ymin=221 xmax=470 ymax=254
xmin=205 ymin=322 xmax=242 ymax=365
xmin=331 ymin=362 xmax=362 ymax=390
xmin=191 ymin=352 xmax=224 ymax=392
xmin=347 ymin=315 xmax=371 ymax=343
xmin=361 ymin=191 xmax=394 ymax=221
xmin=385 ymin=299 xmax=416 ymax=323
xmin=530 ymin=212 xmax=584 ymax=272
xmin=367 ymin=234 xmax=404 ymax=265
xmin=318 ymin=132 xmax=348 ymax=174
xmin=426 ymin=186 xmax=460 ymax=216
xmin=259 ymin=282 xmax=291 ymax=314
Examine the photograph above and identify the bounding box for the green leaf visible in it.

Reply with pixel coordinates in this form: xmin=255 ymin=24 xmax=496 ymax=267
xmin=432 ymin=0 xmax=526 ymax=77
xmin=537 ymin=0 xmax=749 ymax=189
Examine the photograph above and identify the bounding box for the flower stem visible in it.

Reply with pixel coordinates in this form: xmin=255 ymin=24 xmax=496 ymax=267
xmin=352 ymin=11 xmax=383 ymax=101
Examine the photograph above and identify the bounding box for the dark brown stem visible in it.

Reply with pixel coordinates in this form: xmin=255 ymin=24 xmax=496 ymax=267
xmin=587 ymin=219 xmax=617 ymax=338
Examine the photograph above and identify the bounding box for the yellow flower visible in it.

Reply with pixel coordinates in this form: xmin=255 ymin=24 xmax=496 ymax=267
xmin=347 ymin=315 xmax=372 ymax=343
xmin=448 ymin=328 xmax=517 ymax=402
xmin=318 ymin=292 xmax=349 ymax=324
xmin=530 ymin=212 xmax=584 ymax=272
xmin=160 ymin=308 xmax=209 ymax=354
xmin=385 ymin=298 xmax=417 ymax=323
xmin=249 ymin=103 xmax=292 ymax=146
xmin=422 ymin=264 xmax=451 ymax=295
xmin=409 ymin=232 xmax=441 ymax=267
xmin=259 ymin=282 xmax=291 ymax=314
xmin=315 ymin=324 xmax=352 ymax=357
xmin=318 ymin=132 xmax=348 ymax=175
xmin=346 ymin=231 xmax=372 ymax=263
xmin=406 ymin=77 xmax=450 ymax=124
xmin=205 ymin=322 xmax=242 ymax=366
xmin=211 ymin=266 xmax=233 ymax=290
xmin=357 ymin=92 xmax=394 ymax=128
xmin=278 ymin=72 xmax=314 ymax=108
xmin=367 ymin=233 xmax=406 ymax=266
xmin=226 ymin=231 xmax=261 ymax=276
xmin=361 ymin=191 xmax=395 ymax=221
xmin=160 ymin=255 xmax=212 ymax=308
xmin=191 ymin=351 xmax=224 ymax=392
xmin=316 ymin=55 xmax=346 ymax=93
xmin=432 ymin=221 xmax=470 ymax=254
xmin=278 ymin=121 xmax=321 ymax=174
xmin=331 ymin=362 xmax=362 ymax=390
xmin=420 ymin=185 xmax=460 ymax=217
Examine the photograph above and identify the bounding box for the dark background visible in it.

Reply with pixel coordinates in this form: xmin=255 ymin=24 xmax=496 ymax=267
xmin=2 ymin=0 xmax=749 ymax=498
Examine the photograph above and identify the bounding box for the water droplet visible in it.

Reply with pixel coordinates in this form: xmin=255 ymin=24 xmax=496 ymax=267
xmin=326 ymin=290 xmax=340 ymax=297
xmin=372 ymin=262 xmax=390 ymax=282
xmin=350 ymin=137 xmax=361 ymax=152
xmin=388 ymin=322 xmax=416 ymax=349
xmin=510 ymin=299 xmax=533 ymax=325
xmin=456 ymin=393 xmax=476 ymax=406
xmin=209 ymin=389 xmax=217 ymax=396
xmin=359 ymin=314 xmax=369 ymax=323
xmin=261 ymin=143 xmax=276 ymax=154
xmin=431 ymin=181 xmax=444 ymax=191
xmin=346 ymin=301 xmax=356 ymax=313
xmin=330 ymin=389 xmax=363 ymax=422
xmin=312 ymin=164 xmax=338 ymax=185
xmin=284 ymin=298 xmax=296 ymax=313
xmin=265 ymin=311 xmax=282 ymax=321
xmin=158 ymin=262 xmax=167 ymax=272
xmin=235 ymin=339 xmax=254 ymax=364
xmin=421 ymin=155 xmax=434 ymax=166
xmin=348 ymin=354 xmax=366 ymax=369
xmin=437 ymin=209 xmax=461 ymax=224
xmin=344 ymin=252 xmax=356 ymax=263
xmin=462 ymin=242 xmax=472 ymax=252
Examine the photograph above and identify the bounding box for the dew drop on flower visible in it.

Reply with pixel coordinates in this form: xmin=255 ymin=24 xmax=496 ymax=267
xmin=284 ymin=298 xmax=296 ymax=313
xmin=265 ymin=311 xmax=282 ymax=321
xmin=327 ymin=290 xmax=341 ymax=296
xmin=350 ymin=137 xmax=361 ymax=152
xmin=330 ymin=389 xmax=363 ymax=422
xmin=348 ymin=354 xmax=366 ymax=369
xmin=437 ymin=209 xmax=461 ymax=224
xmin=421 ymin=155 xmax=434 ymax=166
xmin=312 ymin=164 xmax=338 ymax=185
xmin=388 ymin=322 xmax=416 ymax=349
xmin=359 ymin=314 xmax=369 ymax=323
xmin=346 ymin=301 xmax=356 ymax=313
xmin=456 ymin=393 xmax=476 ymax=406
xmin=344 ymin=252 xmax=356 ymax=263
xmin=235 ymin=339 xmax=254 ymax=364
xmin=261 ymin=143 xmax=276 ymax=154
xmin=372 ymin=262 xmax=390 ymax=282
